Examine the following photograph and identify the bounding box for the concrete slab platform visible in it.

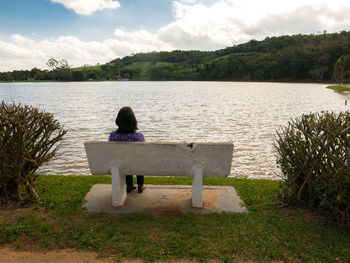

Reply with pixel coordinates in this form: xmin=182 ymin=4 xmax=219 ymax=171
xmin=83 ymin=184 xmax=248 ymax=214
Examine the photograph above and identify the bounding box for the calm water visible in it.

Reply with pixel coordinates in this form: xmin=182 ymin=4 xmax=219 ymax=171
xmin=1 ymin=81 xmax=349 ymax=179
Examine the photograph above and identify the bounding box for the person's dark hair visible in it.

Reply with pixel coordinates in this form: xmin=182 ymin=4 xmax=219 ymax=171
xmin=115 ymin=106 xmax=138 ymax=133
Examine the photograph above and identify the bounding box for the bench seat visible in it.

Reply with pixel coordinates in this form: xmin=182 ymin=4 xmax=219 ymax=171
xmin=84 ymin=141 xmax=233 ymax=208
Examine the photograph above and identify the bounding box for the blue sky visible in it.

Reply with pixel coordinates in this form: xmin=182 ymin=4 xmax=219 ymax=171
xmin=0 ymin=0 xmax=173 ymax=41
xmin=0 ymin=0 xmax=350 ymax=71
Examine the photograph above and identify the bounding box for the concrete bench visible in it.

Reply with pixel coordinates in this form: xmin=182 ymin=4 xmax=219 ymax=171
xmin=84 ymin=141 xmax=233 ymax=208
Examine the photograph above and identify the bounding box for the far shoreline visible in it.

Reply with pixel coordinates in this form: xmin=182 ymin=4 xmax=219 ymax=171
xmin=0 ymin=79 xmax=336 ymax=85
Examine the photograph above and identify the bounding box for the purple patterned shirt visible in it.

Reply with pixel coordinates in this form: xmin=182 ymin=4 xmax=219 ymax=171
xmin=108 ymin=131 xmax=145 ymax=142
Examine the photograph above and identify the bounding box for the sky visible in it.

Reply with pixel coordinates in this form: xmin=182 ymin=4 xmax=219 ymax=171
xmin=0 ymin=0 xmax=350 ymax=71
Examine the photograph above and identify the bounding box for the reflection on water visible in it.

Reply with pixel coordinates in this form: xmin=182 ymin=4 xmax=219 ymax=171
xmin=0 ymin=81 xmax=348 ymax=179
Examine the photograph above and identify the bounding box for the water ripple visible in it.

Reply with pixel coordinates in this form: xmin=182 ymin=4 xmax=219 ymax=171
xmin=1 ymin=81 xmax=349 ymax=179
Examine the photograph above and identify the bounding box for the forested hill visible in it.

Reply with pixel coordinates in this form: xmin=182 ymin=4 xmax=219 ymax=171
xmin=116 ymin=31 xmax=349 ymax=81
xmin=2 ymin=31 xmax=350 ymax=82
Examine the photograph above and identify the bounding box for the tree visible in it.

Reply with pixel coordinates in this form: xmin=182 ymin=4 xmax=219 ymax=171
xmin=58 ymin=68 xmax=73 ymax=80
xmin=73 ymin=70 xmax=86 ymax=81
xmin=11 ymin=70 xmax=27 ymax=81
xmin=334 ymin=55 xmax=350 ymax=85
xmin=46 ymin=58 xmax=70 ymax=70
xmin=2 ymin=72 xmax=14 ymax=81
xmin=112 ymin=59 xmax=124 ymax=79
xmin=46 ymin=58 xmax=72 ymax=80
xmin=0 ymin=102 xmax=66 ymax=203
xmin=46 ymin=58 xmax=59 ymax=70
xmin=30 ymin=68 xmax=44 ymax=80
xmin=58 ymin=59 xmax=70 ymax=69
xmin=86 ymin=69 xmax=99 ymax=80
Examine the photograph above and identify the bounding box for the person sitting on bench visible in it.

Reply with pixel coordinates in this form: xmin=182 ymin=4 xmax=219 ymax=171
xmin=108 ymin=106 xmax=145 ymax=193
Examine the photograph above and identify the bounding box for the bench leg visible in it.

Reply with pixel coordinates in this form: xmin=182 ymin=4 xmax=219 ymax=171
xmin=192 ymin=167 xmax=203 ymax=208
xmin=111 ymin=166 xmax=127 ymax=207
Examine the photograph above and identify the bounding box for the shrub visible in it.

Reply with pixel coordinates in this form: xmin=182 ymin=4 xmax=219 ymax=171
xmin=274 ymin=111 xmax=350 ymax=226
xmin=0 ymin=101 xmax=66 ymax=203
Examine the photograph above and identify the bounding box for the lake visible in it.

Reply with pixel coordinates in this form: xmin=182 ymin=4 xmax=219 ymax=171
xmin=1 ymin=81 xmax=349 ymax=179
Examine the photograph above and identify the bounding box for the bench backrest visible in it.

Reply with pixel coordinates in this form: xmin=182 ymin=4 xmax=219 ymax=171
xmin=84 ymin=141 xmax=233 ymax=177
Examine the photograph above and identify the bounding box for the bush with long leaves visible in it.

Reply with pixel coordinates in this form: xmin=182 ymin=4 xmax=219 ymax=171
xmin=0 ymin=101 xmax=66 ymax=203
xmin=274 ymin=111 xmax=350 ymax=226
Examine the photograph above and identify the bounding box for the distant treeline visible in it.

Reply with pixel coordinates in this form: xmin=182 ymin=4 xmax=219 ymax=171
xmin=1 ymin=31 xmax=350 ymax=82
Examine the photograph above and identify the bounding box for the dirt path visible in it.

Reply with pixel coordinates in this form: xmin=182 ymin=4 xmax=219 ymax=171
xmin=0 ymin=247 xmax=281 ymax=263
xmin=0 ymin=247 xmax=118 ymax=263
xmin=0 ymin=247 xmax=200 ymax=263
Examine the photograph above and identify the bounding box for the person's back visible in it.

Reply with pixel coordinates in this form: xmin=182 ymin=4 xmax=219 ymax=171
xmin=108 ymin=106 xmax=145 ymax=193
xmin=109 ymin=132 xmax=144 ymax=143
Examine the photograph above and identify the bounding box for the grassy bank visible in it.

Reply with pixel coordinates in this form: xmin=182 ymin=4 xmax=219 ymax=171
xmin=0 ymin=175 xmax=349 ymax=262
xmin=327 ymin=85 xmax=350 ymax=91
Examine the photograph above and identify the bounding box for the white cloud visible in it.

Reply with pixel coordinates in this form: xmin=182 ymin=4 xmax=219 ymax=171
xmin=51 ymin=0 xmax=120 ymax=15
xmin=0 ymin=32 xmax=173 ymax=71
xmin=157 ymin=0 xmax=350 ymax=49
xmin=1 ymin=0 xmax=350 ymax=71
xmin=0 ymin=35 xmax=108 ymax=71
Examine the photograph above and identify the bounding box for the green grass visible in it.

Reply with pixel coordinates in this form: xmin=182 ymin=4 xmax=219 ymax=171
xmin=327 ymin=85 xmax=350 ymax=91
xmin=0 ymin=175 xmax=349 ymax=262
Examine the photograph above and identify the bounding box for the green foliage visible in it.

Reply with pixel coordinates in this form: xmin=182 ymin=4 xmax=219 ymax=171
xmin=334 ymin=54 xmax=350 ymax=84
xmin=56 ymin=68 xmax=73 ymax=80
xmin=121 ymin=50 xmax=213 ymax=64
xmin=72 ymin=70 xmax=86 ymax=81
xmin=274 ymin=111 xmax=350 ymax=226
xmin=0 ymin=102 xmax=67 ymax=203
